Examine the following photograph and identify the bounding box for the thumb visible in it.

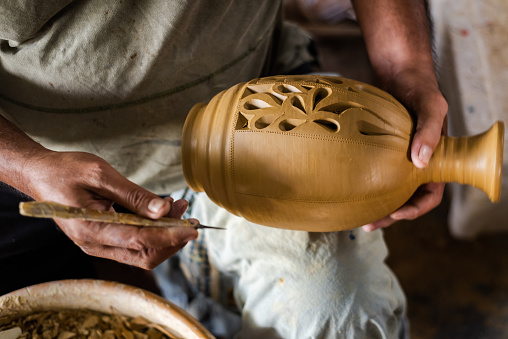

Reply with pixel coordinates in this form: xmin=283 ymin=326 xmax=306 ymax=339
xmin=122 ymin=187 xmax=171 ymax=219
xmin=96 ymin=166 xmax=171 ymax=219
xmin=411 ymin=95 xmax=448 ymax=168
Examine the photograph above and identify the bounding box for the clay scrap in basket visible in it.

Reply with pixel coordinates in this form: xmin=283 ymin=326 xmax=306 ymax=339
xmin=0 ymin=309 xmax=177 ymax=339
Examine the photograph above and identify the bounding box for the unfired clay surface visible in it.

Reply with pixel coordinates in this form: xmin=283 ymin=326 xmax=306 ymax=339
xmin=182 ymin=75 xmax=504 ymax=231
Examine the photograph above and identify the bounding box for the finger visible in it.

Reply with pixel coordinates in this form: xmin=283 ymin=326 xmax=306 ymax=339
xmin=165 ymin=198 xmax=189 ymax=219
xmin=411 ymin=94 xmax=448 ymax=168
xmin=91 ymin=164 xmax=171 ymax=219
xmin=390 ymin=182 xmax=444 ymax=220
xmin=61 ymin=219 xmax=198 ymax=251
xmin=362 ymin=182 xmax=445 ymax=232
xmin=362 ymin=215 xmax=397 ymax=232
xmin=79 ymin=243 xmax=187 ymax=270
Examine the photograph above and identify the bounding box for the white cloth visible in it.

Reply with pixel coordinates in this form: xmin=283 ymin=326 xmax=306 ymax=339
xmin=155 ymin=191 xmax=408 ymax=339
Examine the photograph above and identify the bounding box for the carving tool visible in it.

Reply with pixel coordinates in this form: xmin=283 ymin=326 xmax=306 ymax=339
xmin=19 ymin=201 xmax=225 ymax=230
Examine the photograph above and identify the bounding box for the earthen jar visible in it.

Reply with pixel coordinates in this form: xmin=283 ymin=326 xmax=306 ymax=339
xmin=0 ymin=279 xmax=215 ymax=339
xmin=182 ymin=75 xmax=504 ymax=231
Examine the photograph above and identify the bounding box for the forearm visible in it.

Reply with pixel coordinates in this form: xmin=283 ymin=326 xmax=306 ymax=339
xmin=351 ymin=0 xmax=436 ymax=89
xmin=350 ymin=0 xmax=448 ymax=230
xmin=0 ymin=112 xmax=52 ymax=194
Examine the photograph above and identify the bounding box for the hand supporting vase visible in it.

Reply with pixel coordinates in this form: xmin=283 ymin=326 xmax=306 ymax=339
xmin=182 ymin=75 xmax=504 ymax=231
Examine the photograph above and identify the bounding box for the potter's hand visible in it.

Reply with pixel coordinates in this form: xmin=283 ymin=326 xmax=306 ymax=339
xmin=352 ymin=0 xmax=448 ymax=231
xmin=23 ymin=151 xmax=198 ymax=269
xmin=363 ymin=69 xmax=448 ymax=232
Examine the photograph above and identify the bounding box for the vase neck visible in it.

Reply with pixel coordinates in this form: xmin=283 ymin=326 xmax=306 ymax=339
xmin=420 ymin=121 xmax=504 ymax=202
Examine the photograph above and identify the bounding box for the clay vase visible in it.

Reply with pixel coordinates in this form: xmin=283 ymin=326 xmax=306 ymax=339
xmin=182 ymin=75 xmax=504 ymax=231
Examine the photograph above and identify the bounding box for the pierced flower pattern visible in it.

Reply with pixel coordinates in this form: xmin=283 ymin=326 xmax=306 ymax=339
xmin=236 ymin=77 xmax=366 ymax=134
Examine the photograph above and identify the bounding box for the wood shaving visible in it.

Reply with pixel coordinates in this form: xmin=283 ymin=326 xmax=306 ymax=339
xmin=0 ymin=309 xmax=177 ymax=339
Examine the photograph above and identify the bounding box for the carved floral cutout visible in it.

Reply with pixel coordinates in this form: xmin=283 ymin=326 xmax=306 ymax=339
xmin=235 ymin=76 xmax=411 ymax=140
xmin=237 ymin=81 xmax=356 ymax=134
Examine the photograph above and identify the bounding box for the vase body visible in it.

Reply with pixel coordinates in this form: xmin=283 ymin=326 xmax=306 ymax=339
xmin=182 ymin=75 xmax=503 ymax=231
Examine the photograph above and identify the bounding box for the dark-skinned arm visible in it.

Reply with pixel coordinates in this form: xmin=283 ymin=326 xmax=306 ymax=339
xmin=0 ymin=113 xmax=197 ymax=269
xmin=351 ymin=0 xmax=448 ymax=231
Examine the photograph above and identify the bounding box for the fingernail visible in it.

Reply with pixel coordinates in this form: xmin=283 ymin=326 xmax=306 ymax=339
xmin=148 ymin=199 xmax=165 ymax=213
xmin=362 ymin=225 xmax=374 ymax=232
xmin=418 ymin=145 xmax=432 ymax=166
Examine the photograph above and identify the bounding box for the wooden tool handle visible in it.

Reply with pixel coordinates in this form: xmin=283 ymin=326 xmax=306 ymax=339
xmin=19 ymin=201 xmax=199 ymax=228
